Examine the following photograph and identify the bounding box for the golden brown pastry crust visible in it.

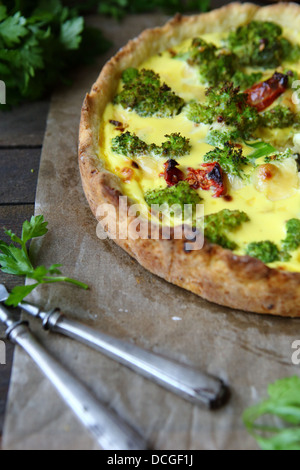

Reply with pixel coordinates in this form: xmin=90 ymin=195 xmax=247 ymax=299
xmin=79 ymin=2 xmax=300 ymax=317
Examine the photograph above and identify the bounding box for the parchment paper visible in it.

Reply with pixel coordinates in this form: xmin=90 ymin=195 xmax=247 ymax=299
xmin=3 ymin=14 xmax=300 ymax=450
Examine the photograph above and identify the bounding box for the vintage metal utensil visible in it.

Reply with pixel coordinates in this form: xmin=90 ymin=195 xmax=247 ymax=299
xmin=0 ymin=296 xmax=147 ymax=450
xmin=0 ymin=284 xmax=229 ymax=410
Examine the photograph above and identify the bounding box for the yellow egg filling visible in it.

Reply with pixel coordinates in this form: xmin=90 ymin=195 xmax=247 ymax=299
xmin=99 ymin=28 xmax=300 ymax=272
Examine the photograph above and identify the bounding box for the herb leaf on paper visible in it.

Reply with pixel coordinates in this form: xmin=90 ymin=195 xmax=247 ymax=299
xmin=243 ymin=376 xmax=300 ymax=450
xmin=0 ymin=215 xmax=89 ymax=307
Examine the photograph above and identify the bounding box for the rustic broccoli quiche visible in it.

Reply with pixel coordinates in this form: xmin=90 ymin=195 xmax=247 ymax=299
xmin=79 ymin=2 xmax=300 ymax=317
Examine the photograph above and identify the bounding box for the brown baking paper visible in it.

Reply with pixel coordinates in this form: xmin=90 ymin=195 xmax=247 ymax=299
xmin=3 ymin=14 xmax=300 ymax=450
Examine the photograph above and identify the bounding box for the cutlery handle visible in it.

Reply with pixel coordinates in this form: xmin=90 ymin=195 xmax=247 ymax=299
xmin=43 ymin=310 xmax=228 ymax=409
xmin=7 ymin=321 xmax=147 ymax=450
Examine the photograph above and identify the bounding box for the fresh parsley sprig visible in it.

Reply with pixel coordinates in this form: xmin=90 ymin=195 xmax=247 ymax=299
xmin=0 ymin=0 xmax=212 ymax=107
xmin=0 ymin=0 xmax=111 ymax=107
xmin=243 ymin=376 xmax=300 ymax=450
xmin=0 ymin=215 xmax=89 ymax=307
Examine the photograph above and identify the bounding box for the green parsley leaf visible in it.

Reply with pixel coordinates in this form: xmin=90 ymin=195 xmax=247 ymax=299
xmin=0 ymin=215 xmax=88 ymax=307
xmin=0 ymin=1 xmax=111 ymax=107
xmin=5 ymin=284 xmax=39 ymax=307
xmin=0 ymin=11 xmax=28 ymax=47
xmin=243 ymin=376 xmax=300 ymax=450
xmin=0 ymin=5 xmax=7 ymax=22
xmin=48 ymin=263 xmax=63 ymax=275
xmin=60 ymin=16 xmax=84 ymax=50
xmin=0 ymin=242 xmax=32 ymax=275
xmin=22 ymin=215 xmax=48 ymax=243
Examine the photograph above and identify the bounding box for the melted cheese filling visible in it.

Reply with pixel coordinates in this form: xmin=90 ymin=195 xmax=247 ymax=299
xmin=99 ymin=30 xmax=300 ymax=272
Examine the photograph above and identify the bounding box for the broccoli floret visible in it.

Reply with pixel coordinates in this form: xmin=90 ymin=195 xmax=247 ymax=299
xmin=186 ymin=38 xmax=237 ymax=86
xmin=204 ymin=209 xmax=250 ymax=250
xmin=185 ymin=100 xmax=214 ymax=125
xmin=282 ymin=219 xmax=300 ymax=252
xmin=177 ymin=38 xmax=263 ymax=89
xmin=206 ymin=129 xmax=241 ymax=146
xmin=203 ymin=143 xmax=249 ymax=178
xmin=176 ymin=37 xmax=263 ymax=89
xmin=246 ymin=240 xmax=291 ymax=263
xmin=112 ymin=132 xmax=191 ymax=158
xmin=186 ymin=83 xmax=260 ymax=139
xmin=226 ymin=21 xmax=300 ymax=68
xmin=259 ymin=105 xmax=300 ymax=129
xmin=111 ymin=132 xmax=148 ymax=157
xmin=114 ymin=68 xmax=185 ymax=118
xmin=152 ymin=133 xmax=191 ymax=158
xmin=248 ymin=220 xmax=300 ymax=263
xmin=122 ymin=67 xmax=139 ymax=84
xmin=144 ymin=181 xmax=202 ymax=214
xmin=231 ymin=70 xmax=262 ymax=90
xmin=264 ymin=148 xmax=293 ymax=163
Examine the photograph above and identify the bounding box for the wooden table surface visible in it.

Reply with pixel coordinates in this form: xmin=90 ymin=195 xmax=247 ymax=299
xmin=0 ymin=100 xmax=50 ymax=444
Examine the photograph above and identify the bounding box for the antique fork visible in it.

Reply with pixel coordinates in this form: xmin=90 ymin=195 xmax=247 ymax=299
xmin=0 ymin=291 xmax=147 ymax=450
xmin=0 ymin=284 xmax=229 ymax=410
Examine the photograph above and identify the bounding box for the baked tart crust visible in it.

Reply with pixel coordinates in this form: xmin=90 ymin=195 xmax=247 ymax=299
xmin=79 ymin=2 xmax=300 ymax=317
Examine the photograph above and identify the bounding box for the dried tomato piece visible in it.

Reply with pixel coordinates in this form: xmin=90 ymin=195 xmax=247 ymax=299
xmin=244 ymin=72 xmax=288 ymax=112
xmin=186 ymin=162 xmax=227 ymax=198
xmin=161 ymin=159 xmax=185 ymax=186
xmin=186 ymin=167 xmax=211 ymax=190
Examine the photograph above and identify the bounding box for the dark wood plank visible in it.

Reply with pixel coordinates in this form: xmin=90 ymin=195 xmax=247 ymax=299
xmin=0 ymin=148 xmax=41 ymax=204
xmin=0 ymin=100 xmax=50 ymax=147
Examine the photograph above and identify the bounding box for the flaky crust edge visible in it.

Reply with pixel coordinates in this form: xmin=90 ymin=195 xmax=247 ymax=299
xmin=79 ymin=2 xmax=300 ymax=317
